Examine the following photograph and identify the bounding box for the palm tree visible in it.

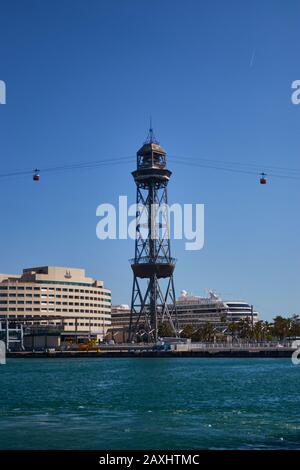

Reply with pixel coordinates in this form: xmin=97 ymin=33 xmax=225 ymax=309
xmin=227 ymin=322 xmax=239 ymax=341
xmin=180 ymin=324 xmax=196 ymax=339
xmin=158 ymin=321 xmax=174 ymax=338
xmin=290 ymin=315 xmax=300 ymax=337
xmin=253 ymin=320 xmax=267 ymax=342
xmin=194 ymin=322 xmax=215 ymax=342
xmin=237 ymin=317 xmax=253 ymax=340
xmin=272 ymin=316 xmax=291 ymax=340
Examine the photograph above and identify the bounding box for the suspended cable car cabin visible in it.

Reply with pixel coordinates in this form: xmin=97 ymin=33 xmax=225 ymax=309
xmin=260 ymin=172 xmax=267 ymax=185
xmin=33 ymin=169 xmax=40 ymax=182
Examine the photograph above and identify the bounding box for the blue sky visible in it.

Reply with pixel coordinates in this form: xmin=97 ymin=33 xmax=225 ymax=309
xmin=0 ymin=0 xmax=299 ymax=320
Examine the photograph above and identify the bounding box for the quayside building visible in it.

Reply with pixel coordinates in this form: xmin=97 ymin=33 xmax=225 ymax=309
xmin=0 ymin=266 xmax=111 ymax=346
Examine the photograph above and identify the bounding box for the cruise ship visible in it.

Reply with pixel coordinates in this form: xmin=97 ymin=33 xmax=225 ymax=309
xmin=176 ymin=290 xmax=258 ymax=330
xmin=110 ymin=290 xmax=259 ymax=340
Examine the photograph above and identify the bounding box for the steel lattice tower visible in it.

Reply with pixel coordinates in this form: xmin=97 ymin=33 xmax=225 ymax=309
xmin=129 ymin=128 xmax=178 ymax=343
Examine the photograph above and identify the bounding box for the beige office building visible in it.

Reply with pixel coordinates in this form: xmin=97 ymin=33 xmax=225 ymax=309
xmin=0 ymin=266 xmax=111 ymax=341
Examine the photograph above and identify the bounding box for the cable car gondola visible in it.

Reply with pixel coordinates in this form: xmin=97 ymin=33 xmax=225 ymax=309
xmin=33 ymin=169 xmax=40 ymax=182
xmin=260 ymin=172 xmax=267 ymax=185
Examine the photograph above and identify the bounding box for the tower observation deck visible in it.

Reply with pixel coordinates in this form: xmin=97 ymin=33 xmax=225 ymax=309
xmin=129 ymin=128 xmax=178 ymax=342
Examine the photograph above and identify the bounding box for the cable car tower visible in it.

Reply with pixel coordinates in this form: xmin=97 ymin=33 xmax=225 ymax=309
xmin=129 ymin=127 xmax=178 ymax=343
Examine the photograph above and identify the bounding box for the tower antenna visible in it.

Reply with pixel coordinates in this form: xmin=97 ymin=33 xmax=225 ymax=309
xmin=145 ymin=116 xmax=159 ymax=144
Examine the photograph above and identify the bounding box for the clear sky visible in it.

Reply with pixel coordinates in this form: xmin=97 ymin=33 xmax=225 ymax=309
xmin=0 ymin=0 xmax=299 ymax=320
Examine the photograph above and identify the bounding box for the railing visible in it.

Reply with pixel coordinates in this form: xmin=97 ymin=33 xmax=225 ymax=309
xmin=138 ymin=163 xmax=166 ymax=170
xmin=185 ymin=341 xmax=296 ymax=350
xmin=24 ymin=326 xmax=64 ymax=335
xmin=130 ymin=256 xmax=177 ymax=265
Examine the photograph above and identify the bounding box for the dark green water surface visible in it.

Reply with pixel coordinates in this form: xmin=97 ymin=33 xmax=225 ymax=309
xmin=0 ymin=358 xmax=299 ymax=449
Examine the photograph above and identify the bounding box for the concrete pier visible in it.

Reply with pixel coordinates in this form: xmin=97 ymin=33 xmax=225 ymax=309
xmin=6 ymin=346 xmax=295 ymax=359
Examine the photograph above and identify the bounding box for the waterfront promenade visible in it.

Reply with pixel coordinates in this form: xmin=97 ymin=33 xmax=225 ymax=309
xmin=7 ymin=342 xmax=297 ymax=358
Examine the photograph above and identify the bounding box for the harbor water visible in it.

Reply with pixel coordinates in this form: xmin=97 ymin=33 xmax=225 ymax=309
xmin=0 ymin=358 xmax=299 ymax=449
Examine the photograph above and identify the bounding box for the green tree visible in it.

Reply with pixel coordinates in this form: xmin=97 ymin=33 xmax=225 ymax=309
xmin=180 ymin=324 xmax=195 ymax=339
xmin=193 ymin=322 xmax=215 ymax=342
xmin=227 ymin=321 xmax=239 ymax=340
xmin=237 ymin=317 xmax=253 ymax=340
xmin=290 ymin=315 xmax=300 ymax=337
xmin=272 ymin=316 xmax=291 ymax=340
xmin=158 ymin=321 xmax=174 ymax=338
xmin=253 ymin=320 xmax=269 ymax=342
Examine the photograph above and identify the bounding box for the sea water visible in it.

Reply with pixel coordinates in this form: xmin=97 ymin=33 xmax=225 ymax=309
xmin=0 ymin=358 xmax=299 ymax=449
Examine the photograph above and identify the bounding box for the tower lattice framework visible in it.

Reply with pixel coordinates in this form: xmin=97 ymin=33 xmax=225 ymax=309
xmin=129 ymin=129 xmax=178 ymax=343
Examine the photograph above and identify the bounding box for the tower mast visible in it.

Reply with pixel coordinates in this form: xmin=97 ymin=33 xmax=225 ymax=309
xmin=129 ymin=129 xmax=178 ymax=343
